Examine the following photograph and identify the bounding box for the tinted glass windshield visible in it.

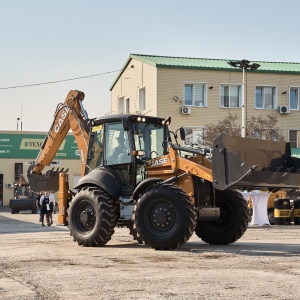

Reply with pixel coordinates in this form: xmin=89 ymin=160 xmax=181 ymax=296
xmin=131 ymin=122 xmax=165 ymax=159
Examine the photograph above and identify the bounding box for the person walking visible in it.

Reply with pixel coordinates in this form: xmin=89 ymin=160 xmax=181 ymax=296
xmin=36 ymin=192 xmax=44 ymax=222
xmin=40 ymin=192 xmax=51 ymax=226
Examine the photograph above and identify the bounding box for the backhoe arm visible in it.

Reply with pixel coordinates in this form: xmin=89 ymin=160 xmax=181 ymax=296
xmin=27 ymin=90 xmax=90 ymax=192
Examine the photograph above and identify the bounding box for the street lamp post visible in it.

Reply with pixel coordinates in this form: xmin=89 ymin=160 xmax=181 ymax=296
xmin=227 ymin=59 xmax=260 ymax=137
xmin=16 ymin=118 xmax=20 ymax=131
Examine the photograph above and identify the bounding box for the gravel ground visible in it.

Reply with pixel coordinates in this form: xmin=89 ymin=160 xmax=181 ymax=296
xmin=0 ymin=207 xmax=299 ymax=300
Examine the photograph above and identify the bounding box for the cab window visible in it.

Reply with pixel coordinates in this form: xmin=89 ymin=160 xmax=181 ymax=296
xmin=105 ymin=122 xmax=131 ymax=165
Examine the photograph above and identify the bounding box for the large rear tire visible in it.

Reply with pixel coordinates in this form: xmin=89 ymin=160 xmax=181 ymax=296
xmin=195 ymin=189 xmax=249 ymax=245
xmin=68 ymin=187 xmax=117 ymax=247
xmin=133 ymin=184 xmax=196 ymax=250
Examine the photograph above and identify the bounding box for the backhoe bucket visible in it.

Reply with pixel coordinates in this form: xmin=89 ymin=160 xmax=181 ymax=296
xmin=27 ymin=170 xmax=59 ymax=193
xmin=212 ymin=134 xmax=300 ymax=192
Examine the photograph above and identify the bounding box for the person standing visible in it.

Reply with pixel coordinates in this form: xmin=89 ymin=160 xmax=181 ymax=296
xmin=40 ymin=192 xmax=51 ymax=226
xmin=18 ymin=174 xmax=27 ymax=196
xmin=48 ymin=193 xmax=56 ymax=225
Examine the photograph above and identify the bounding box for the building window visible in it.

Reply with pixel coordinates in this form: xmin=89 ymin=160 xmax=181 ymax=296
xmin=125 ymin=98 xmax=130 ymax=114
xmin=118 ymin=97 xmax=124 ymax=113
xmin=290 ymin=87 xmax=300 ymax=110
xmin=183 ymin=127 xmax=206 ymax=146
xmin=250 ymin=129 xmax=268 ymax=140
xmin=248 ymin=128 xmax=280 ymax=141
xmin=290 ymin=129 xmax=300 ymax=157
xmin=14 ymin=163 xmax=23 ymax=183
xmin=220 ymin=85 xmax=241 ymax=108
xmin=255 ymin=86 xmax=276 ymax=109
xmin=184 ymin=83 xmax=206 ymax=107
xmin=139 ymin=88 xmax=145 ymax=111
xmin=289 ymin=130 xmax=300 ymax=148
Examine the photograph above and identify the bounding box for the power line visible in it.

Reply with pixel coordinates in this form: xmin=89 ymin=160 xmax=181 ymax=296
xmin=0 ymin=69 xmax=121 ymax=90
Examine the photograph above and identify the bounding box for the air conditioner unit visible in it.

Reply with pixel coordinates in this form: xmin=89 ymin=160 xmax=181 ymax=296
xmin=279 ymin=106 xmax=290 ymax=114
xmin=6 ymin=183 xmax=15 ymax=188
xmin=181 ymin=106 xmax=191 ymax=115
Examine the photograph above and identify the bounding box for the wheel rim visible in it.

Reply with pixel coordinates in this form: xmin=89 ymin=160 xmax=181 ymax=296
xmin=73 ymin=201 xmax=96 ymax=233
xmin=146 ymin=199 xmax=177 ymax=234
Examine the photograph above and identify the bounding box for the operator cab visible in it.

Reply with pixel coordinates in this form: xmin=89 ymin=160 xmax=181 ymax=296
xmin=87 ymin=114 xmax=169 ymax=193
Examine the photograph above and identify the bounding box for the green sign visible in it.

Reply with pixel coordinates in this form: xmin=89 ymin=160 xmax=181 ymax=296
xmin=292 ymin=148 xmax=300 ymax=158
xmin=0 ymin=133 xmax=79 ymax=159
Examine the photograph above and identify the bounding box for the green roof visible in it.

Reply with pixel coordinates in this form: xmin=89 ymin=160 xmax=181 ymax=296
xmin=110 ymin=54 xmax=300 ymax=90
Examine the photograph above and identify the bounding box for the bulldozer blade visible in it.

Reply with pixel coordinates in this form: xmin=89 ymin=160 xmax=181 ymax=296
xmin=27 ymin=171 xmax=59 ymax=193
xmin=212 ymin=134 xmax=300 ymax=192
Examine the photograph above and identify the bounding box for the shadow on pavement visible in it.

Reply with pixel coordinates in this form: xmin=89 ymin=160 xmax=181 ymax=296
xmin=104 ymin=239 xmax=300 ymax=258
xmin=181 ymin=240 xmax=300 ymax=258
xmin=1 ymin=206 xmax=299 ymax=257
xmin=0 ymin=206 xmax=68 ymax=234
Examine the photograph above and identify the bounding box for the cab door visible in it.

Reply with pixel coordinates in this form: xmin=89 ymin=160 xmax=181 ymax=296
xmin=104 ymin=122 xmax=133 ymax=196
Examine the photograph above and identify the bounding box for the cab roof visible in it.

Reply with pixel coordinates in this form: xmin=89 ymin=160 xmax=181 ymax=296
xmin=92 ymin=114 xmax=167 ymax=126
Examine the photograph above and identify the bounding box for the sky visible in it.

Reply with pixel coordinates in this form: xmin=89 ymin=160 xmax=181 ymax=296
xmin=1 ymin=0 xmax=300 ymax=132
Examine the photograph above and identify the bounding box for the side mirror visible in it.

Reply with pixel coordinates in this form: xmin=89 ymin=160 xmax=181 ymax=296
xmin=179 ymin=127 xmax=186 ymax=140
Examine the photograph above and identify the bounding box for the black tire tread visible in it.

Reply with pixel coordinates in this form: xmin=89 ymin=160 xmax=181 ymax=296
xmin=127 ymin=221 xmax=144 ymax=244
xmin=133 ymin=184 xmax=196 ymax=250
xmin=68 ymin=187 xmax=116 ymax=247
xmin=195 ymin=189 xmax=249 ymax=245
xmin=268 ymin=208 xmax=275 ymax=225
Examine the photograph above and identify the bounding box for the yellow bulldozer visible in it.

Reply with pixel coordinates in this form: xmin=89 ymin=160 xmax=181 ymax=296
xmin=27 ymin=90 xmax=300 ymax=250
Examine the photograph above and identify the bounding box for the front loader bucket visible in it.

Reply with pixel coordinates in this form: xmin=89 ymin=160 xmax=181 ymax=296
xmin=27 ymin=170 xmax=59 ymax=193
xmin=212 ymin=134 xmax=300 ymax=192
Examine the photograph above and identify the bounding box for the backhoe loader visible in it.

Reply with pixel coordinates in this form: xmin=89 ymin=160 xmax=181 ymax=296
xmin=27 ymin=90 xmax=300 ymax=250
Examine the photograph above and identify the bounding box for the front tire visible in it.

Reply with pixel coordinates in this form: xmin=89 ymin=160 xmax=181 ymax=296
xmin=133 ymin=184 xmax=196 ymax=250
xmin=68 ymin=187 xmax=117 ymax=247
xmin=195 ymin=189 xmax=249 ymax=245
xmin=127 ymin=221 xmax=143 ymax=244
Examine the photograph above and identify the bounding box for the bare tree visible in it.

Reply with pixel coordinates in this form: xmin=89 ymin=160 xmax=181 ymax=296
xmin=202 ymin=113 xmax=284 ymax=148
xmin=246 ymin=114 xmax=284 ymax=141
